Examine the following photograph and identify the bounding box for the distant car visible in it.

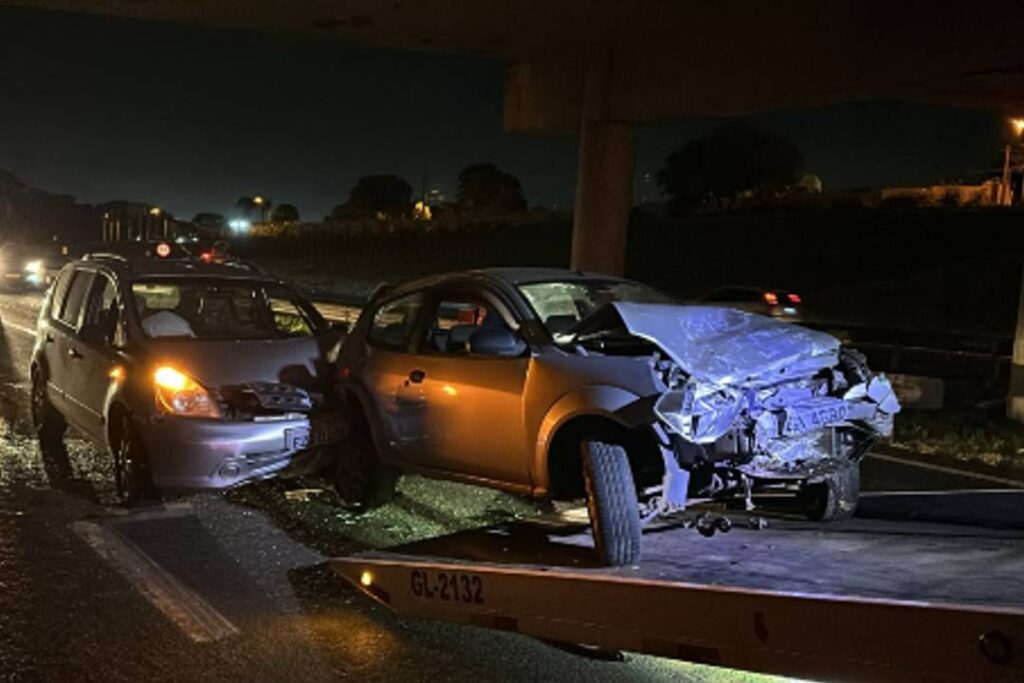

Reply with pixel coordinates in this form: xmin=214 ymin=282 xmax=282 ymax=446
xmin=336 ymin=268 xmax=898 ymax=566
xmin=30 ymin=243 xmax=347 ymax=505
xmin=0 ymin=242 xmax=65 ymax=290
xmin=696 ymin=286 xmax=803 ymax=320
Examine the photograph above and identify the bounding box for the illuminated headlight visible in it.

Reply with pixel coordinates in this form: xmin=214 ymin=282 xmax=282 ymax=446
xmin=154 ymin=366 xmax=222 ymax=419
xmin=24 ymin=260 xmax=42 ymax=274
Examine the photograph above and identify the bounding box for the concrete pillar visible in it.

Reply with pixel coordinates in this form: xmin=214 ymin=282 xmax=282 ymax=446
xmin=570 ymin=51 xmax=633 ymax=276
xmin=1008 ymin=261 xmax=1024 ymax=421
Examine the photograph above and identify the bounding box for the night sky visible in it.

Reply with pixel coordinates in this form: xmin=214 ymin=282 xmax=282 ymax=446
xmin=0 ymin=6 xmax=1010 ymax=220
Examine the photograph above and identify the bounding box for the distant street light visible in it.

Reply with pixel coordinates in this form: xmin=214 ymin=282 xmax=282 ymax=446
xmin=253 ymin=196 xmax=265 ymax=205
xmin=149 ymin=207 xmax=161 ymax=216
xmin=1012 ymin=118 xmax=1024 ymax=137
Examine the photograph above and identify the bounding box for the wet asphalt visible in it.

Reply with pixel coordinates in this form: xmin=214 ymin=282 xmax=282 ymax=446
xmin=0 ymin=290 xmax=1012 ymax=683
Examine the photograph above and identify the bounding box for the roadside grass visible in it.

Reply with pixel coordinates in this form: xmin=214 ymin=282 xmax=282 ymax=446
xmin=892 ymin=409 xmax=1024 ymax=472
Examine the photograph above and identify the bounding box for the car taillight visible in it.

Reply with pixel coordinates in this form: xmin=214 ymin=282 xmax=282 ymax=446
xmin=763 ymin=292 xmax=779 ymax=306
xmin=788 ymin=293 xmax=802 ymax=304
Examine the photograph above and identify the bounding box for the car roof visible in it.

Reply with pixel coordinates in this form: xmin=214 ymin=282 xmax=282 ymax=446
xmin=76 ymin=254 xmax=276 ymax=282
xmin=386 ymin=267 xmax=630 ymax=299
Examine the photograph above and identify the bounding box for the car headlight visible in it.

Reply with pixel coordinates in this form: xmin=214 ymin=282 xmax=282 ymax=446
xmin=154 ymin=366 xmax=222 ymax=418
xmin=24 ymin=260 xmax=42 ymax=274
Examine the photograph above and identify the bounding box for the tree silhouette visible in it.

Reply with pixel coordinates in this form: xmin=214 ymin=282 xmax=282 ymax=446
xmin=456 ymin=163 xmax=527 ymax=214
xmin=271 ymin=203 xmax=299 ymax=222
xmin=657 ymin=124 xmax=803 ymax=216
xmin=235 ymin=196 xmax=255 ymax=219
xmin=335 ymin=175 xmax=413 ymax=219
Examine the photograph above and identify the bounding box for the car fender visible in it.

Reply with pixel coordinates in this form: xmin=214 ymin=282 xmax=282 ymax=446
xmin=532 ymin=385 xmax=648 ymax=494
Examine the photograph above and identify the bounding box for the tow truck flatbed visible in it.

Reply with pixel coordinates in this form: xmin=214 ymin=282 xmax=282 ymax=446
xmin=333 ymin=490 xmax=1024 ymax=682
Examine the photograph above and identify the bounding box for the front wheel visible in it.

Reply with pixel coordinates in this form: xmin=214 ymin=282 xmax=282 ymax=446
xmin=112 ymin=411 xmax=158 ymax=507
xmin=798 ymin=465 xmax=860 ymax=521
xmin=332 ymin=434 xmax=397 ymax=511
xmin=581 ymin=441 xmax=642 ymax=566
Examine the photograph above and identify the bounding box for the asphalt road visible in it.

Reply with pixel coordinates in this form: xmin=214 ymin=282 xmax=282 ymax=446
xmin=0 ymin=289 xmax=1017 ymax=683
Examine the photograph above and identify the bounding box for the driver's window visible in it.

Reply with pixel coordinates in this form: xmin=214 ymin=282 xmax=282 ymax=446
xmin=426 ymin=296 xmax=508 ymax=354
xmin=80 ymin=273 xmax=121 ymax=346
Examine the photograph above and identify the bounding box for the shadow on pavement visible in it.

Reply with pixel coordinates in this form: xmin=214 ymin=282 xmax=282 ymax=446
xmin=857 ymin=490 xmax=1024 ymax=530
xmin=38 ymin=438 xmax=101 ymax=505
xmin=0 ymin=325 xmax=24 ymax=429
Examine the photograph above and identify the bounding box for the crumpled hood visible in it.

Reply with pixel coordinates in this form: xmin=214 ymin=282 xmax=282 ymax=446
xmin=610 ymin=302 xmax=841 ymax=386
xmin=142 ymin=337 xmax=329 ymax=391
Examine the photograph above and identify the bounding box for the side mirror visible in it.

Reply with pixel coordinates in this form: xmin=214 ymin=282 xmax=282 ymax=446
xmin=467 ymin=327 xmax=527 ymax=357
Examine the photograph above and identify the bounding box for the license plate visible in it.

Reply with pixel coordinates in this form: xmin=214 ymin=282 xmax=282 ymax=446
xmin=285 ymin=426 xmax=311 ymax=451
xmin=309 ymin=415 xmax=346 ymax=447
xmin=784 ymin=402 xmax=850 ymax=436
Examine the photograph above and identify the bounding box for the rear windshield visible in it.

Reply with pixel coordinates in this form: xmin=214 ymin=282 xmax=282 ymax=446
xmin=131 ymin=278 xmax=323 ymax=340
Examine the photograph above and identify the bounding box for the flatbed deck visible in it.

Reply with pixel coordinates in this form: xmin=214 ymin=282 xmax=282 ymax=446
xmin=333 ymin=490 xmax=1024 ymax=681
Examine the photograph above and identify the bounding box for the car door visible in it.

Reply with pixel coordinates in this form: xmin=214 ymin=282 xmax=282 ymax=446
xmin=46 ymin=268 xmax=94 ymax=426
xmin=359 ymin=291 xmax=430 ymax=460
xmin=64 ymin=271 xmax=123 ymax=442
xmin=402 ymin=288 xmax=532 ymax=488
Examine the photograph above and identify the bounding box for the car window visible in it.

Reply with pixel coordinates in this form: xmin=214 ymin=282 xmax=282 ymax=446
xmin=368 ymin=293 xmax=424 ymax=352
xmin=49 ymin=268 xmax=74 ymax=319
xmin=267 ymin=294 xmax=315 ymax=337
xmin=424 ymin=296 xmax=509 ymax=354
xmin=80 ymin=273 xmax=120 ymax=344
xmin=56 ymin=270 xmax=94 ymax=329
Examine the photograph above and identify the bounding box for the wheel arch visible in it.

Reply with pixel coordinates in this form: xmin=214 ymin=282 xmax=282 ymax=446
xmin=535 ymin=386 xmax=662 ymax=499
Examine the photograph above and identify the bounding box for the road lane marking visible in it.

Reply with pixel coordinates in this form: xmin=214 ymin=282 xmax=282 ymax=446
xmin=1 ymin=320 xmax=37 ymax=338
xmin=71 ymin=520 xmax=240 ymax=643
xmin=866 ymin=451 xmax=1024 ymax=489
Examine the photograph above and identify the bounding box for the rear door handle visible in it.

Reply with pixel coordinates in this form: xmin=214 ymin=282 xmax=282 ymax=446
xmin=68 ymin=348 xmax=82 ymax=359
xmin=407 ymin=369 xmax=426 ymax=384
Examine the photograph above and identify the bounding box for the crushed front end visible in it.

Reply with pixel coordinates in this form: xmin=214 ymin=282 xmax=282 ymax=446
xmin=605 ymin=303 xmax=901 ymax=512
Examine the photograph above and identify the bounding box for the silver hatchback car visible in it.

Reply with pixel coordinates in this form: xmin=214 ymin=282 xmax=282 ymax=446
xmin=30 ymin=244 xmax=347 ymax=504
xmin=336 ymin=268 xmax=898 ymax=566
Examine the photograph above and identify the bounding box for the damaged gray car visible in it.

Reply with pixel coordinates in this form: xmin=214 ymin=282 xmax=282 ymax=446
xmin=337 ymin=269 xmax=899 ymax=566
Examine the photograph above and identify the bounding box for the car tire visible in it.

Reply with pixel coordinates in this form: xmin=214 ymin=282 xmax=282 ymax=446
xmin=31 ymin=368 xmax=66 ymax=452
xmin=799 ymin=464 xmax=860 ymax=522
xmin=332 ymin=434 xmax=396 ymax=511
xmin=581 ymin=440 xmax=642 ymax=566
xmin=112 ymin=411 xmax=159 ymax=507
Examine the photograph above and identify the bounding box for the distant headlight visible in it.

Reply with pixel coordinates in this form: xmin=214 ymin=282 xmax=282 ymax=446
xmin=24 ymin=260 xmax=42 ymax=274
xmin=153 ymin=366 xmax=222 ymax=419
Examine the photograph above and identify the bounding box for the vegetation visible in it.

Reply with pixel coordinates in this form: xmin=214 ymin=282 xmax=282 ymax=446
xmin=331 ymin=175 xmax=413 ymax=220
xmin=456 ymin=163 xmax=527 ymax=214
xmin=893 ymin=409 xmax=1024 ymax=471
xmin=271 ymin=203 xmax=299 ymax=222
xmin=657 ymin=124 xmax=803 ymax=216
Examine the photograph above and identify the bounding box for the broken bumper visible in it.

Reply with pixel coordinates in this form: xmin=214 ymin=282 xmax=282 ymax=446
xmin=138 ymin=411 xmax=344 ymax=493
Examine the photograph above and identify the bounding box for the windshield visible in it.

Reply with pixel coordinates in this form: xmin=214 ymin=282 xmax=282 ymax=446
xmin=518 ymin=279 xmax=675 ymax=337
xmin=131 ymin=278 xmax=323 ymax=340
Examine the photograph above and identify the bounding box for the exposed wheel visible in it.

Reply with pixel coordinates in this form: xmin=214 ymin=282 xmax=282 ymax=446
xmin=581 ymin=441 xmax=642 ymax=566
xmin=112 ymin=411 xmax=158 ymax=507
xmin=799 ymin=464 xmax=860 ymax=521
xmin=31 ymin=367 xmax=66 ymax=451
xmin=332 ymin=434 xmax=396 ymax=511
